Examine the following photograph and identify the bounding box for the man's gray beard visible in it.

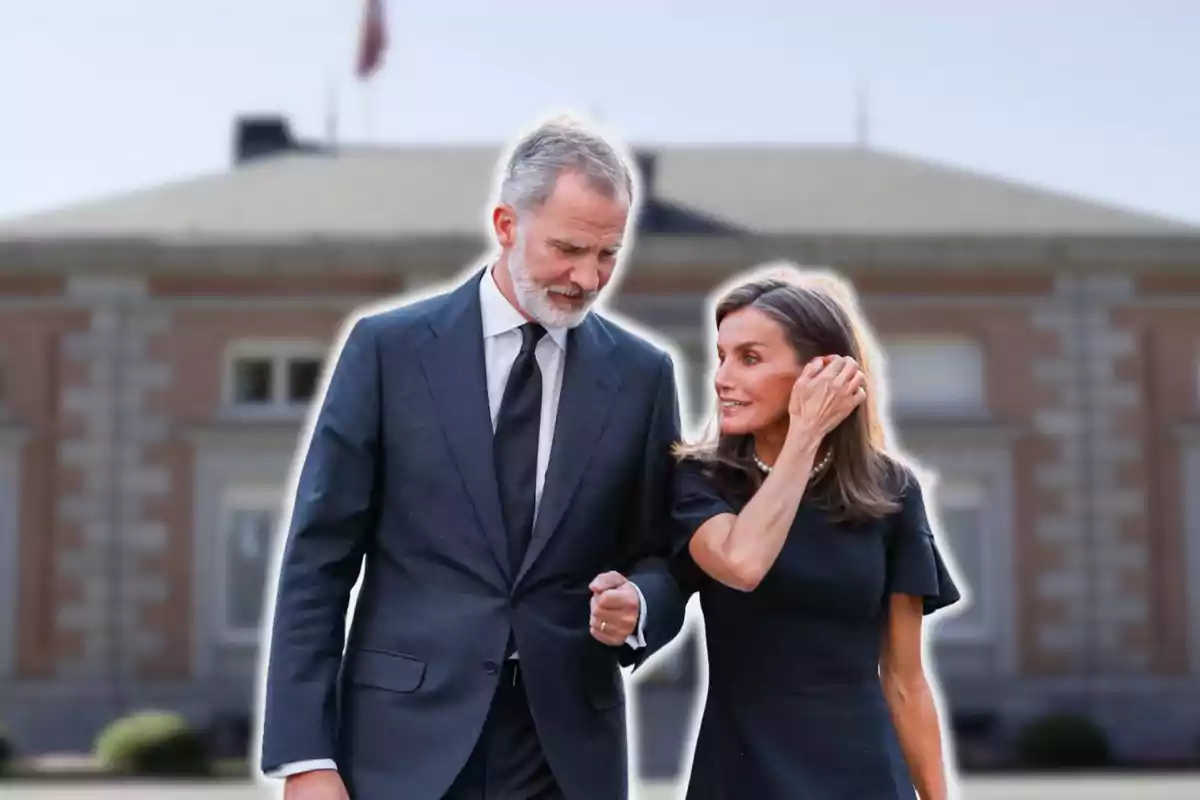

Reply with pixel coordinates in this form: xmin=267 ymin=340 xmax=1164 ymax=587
xmin=508 ymin=225 xmax=596 ymax=329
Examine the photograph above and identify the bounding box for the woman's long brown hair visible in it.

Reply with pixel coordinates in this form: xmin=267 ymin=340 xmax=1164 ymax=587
xmin=672 ymin=265 xmax=905 ymax=523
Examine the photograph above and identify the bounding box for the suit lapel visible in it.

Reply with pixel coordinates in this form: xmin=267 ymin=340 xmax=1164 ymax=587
xmin=418 ymin=271 xmax=513 ymax=584
xmin=516 ymin=315 xmax=621 ymax=586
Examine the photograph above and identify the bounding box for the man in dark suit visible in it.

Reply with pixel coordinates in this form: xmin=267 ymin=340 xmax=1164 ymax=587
xmin=257 ymin=115 xmax=689 ymax=799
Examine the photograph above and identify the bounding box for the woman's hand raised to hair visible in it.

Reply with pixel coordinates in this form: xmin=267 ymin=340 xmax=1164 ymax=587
xmin=787 ymin=355 xmax=867 ymax=438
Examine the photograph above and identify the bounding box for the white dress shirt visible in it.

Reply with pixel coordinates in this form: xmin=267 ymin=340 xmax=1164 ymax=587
xmin=271 ymin=267 xmax=646 ymax=779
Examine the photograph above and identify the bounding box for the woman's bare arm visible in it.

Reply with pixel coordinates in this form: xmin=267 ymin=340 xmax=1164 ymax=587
xmin=687 ymin=355 xmax=864 ymax=591
xmin=687 ymin=428 xmax=821 ymax=591
xmin=881 ymin=594 xmax=950 ymax=800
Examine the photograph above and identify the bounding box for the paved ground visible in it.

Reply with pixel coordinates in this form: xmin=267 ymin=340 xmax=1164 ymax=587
xmin=4 ymin=775 xmax=1200 ymax=799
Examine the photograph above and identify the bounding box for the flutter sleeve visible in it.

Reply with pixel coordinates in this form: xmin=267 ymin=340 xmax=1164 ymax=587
xmin=669 ymin=457 xmax=737 ymax=561
xmin=885 ymin=466 xmax=962 ymax=615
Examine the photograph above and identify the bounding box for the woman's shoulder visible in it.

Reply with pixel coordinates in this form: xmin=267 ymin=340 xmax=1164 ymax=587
xmin=673 ymin=453 xmax=748 ymax=506
xmin=874 ymin=454 xmax=928 ymax=516
xmin=674 ymin=452 xmax=724 ymax=488
xmin=870 ymin=455 xmax=947 ymax=543
xmin=879 ymin=454 xmax=919 ymax=493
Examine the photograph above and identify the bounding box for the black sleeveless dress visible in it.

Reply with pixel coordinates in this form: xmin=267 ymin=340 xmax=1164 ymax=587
xmin=670 ymin=458 xmax=961 ymax=799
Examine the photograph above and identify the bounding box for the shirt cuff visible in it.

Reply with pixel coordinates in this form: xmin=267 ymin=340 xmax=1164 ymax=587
xmin=625 ymin=581 xmax=648 ymax=649
xmin=267 ymin=759 xmax=338 ymax=778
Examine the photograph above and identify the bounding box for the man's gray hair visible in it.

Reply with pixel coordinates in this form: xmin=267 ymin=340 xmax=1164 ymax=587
xmin=499 ymin=115 xmax=635 ymax=214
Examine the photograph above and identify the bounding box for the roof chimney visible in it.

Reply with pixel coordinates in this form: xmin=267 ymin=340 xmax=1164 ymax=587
xmin=233 ymin=115 xmax=297 ymax=164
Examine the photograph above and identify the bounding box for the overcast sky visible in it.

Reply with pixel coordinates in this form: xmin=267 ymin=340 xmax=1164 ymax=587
xmin=3 ymin=1 xmax=1198 ymax=225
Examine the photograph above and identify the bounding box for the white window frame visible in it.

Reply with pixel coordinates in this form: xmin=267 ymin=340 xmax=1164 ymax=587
xmin=893 ymin=441 xmax=1016 ymax=676
xmin=881 ymin=334 xmax=987 ymax=418
xmin=216 ymin=485 xmax=282 ymax=645
xmin=927 ymin=476 xmax=992 ymax=644
xmin=221 ymin=339 xmax=327 ymax=418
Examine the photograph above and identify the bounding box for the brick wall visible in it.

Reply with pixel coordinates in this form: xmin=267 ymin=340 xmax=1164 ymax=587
xmin=1 ymin=262 xmax=1198 ymax=757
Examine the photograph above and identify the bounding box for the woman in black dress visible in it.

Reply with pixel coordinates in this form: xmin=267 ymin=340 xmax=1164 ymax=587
xmin=669 ymin=269 xmax=962 ymax=799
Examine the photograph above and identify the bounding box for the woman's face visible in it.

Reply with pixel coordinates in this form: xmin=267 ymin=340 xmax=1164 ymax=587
xmin=713 ymin=307 xmax=808 ymax=436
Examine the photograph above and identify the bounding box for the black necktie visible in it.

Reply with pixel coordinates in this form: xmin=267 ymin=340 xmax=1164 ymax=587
xmin=494 ymin=322 xmax=547 ymax=578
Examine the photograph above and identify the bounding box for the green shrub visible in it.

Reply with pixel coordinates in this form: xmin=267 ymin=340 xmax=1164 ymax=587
xmin=1014 ymin=712 xmax=1111 ymax=768
xmin=94 ymin=710 xmax=210 ymax=776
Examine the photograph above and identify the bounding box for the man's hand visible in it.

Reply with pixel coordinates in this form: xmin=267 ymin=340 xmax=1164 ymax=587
xmin=284 ymin=769 xmax=349 ymax=800
xmin=588 ymin=571 xmax=640 ymax=646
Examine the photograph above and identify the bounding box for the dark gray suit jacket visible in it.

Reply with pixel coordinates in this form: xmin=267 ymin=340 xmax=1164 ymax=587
xmin=259 ymin=270 xmax=688 ymax=800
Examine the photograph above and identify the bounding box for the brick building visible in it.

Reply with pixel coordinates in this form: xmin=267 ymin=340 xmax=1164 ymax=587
xmin=1 ymin=116 xmax=1199 ymax=771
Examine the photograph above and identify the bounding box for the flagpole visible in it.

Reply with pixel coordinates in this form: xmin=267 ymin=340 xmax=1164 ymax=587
xmin=854 ymin=72 xmax=871 ymax=149
xmin=325 ymin=72 xmax=339 ymax=146
xmin=361 ymin=81 xmax=373 ymax=142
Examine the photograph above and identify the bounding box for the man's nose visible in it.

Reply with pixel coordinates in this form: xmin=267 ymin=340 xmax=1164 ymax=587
xmin=572 ymin=265 xmax=600 ymax=293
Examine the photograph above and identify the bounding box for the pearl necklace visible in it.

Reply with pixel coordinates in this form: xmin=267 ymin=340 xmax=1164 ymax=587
xmin=753 ymin=448 xmax=832 ymax=477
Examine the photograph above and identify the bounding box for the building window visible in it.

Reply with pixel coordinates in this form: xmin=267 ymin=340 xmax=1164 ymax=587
xmin=224 ymin=340 xmax=326 ymax=415
xmin=881 ymin=335 xmax=986 ymax=417
xmin=930 ymin=478 xmax=989 ymax=641
xmin=218 ymin=487 xmax=280 ymax=642
xmin=231 ymin=357 xmax=272 ymax=405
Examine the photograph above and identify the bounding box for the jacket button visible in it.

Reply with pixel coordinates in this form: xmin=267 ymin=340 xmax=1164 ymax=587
xmin=484 ymin=660 xmax=500 ymax=674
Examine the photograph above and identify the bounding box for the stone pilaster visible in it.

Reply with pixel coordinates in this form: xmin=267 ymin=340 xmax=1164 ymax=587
xmin=1078 ymin=276 xmax=1149 ymax=673
xmin=55 ymin=278 xmax=173 ymax=679
xmin=1029 ymin=274 xmax=1149 ymax=674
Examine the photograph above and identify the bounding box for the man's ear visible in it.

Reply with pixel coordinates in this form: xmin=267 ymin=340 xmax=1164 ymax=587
xmin=492 ymin=204 xmax=519 ymax=248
